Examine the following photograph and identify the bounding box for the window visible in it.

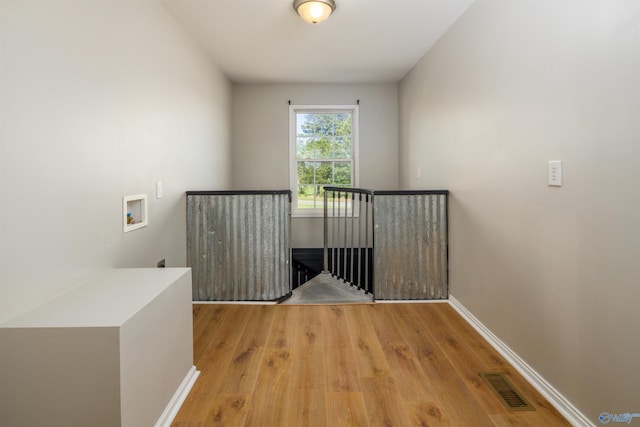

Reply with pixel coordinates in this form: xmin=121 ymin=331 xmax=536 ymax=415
xmin=289 ymin=105 xmax=359 ymax=217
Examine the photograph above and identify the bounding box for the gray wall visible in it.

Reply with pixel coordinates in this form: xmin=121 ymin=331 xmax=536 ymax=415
xmin=0 ymin=1 xmax=233 ymax=323
xmin=399 ymin=0 xmax=640 ymax=423
xmin=233 ymin=83 xmax=399 ymax=247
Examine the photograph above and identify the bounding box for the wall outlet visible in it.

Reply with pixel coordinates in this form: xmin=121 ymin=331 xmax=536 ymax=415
xmin=548 ymin=160 xmax=562 ymax=186
xmin=156 ymin=182 xmax=163 ymax=199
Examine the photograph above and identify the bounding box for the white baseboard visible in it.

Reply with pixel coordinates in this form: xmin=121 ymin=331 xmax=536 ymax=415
xmin=448 ymin=296 xmax=594 ymax=427
xmin=193 ymin=301 xmax=277 ymax=305
xmin=376 ymin=299 xmax=449 ymax=304
xmin=155 ymin=365 xmax=200 ymax=427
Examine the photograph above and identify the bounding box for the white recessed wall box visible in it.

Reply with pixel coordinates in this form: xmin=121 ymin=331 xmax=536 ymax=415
xmin=123 ymin=194 xmax=148 ymax=233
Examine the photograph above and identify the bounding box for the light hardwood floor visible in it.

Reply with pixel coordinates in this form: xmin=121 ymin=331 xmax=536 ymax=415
xmin=172 ymin=303 xmax=570 ymax=426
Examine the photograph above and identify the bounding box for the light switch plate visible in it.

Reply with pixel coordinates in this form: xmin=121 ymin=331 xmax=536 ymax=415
xmin=156 ymin=182 xmax=163 ymax=199
xmin=548 ymin=161 xmax=562 ymax=186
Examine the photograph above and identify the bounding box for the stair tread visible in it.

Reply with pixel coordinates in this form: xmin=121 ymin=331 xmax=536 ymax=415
xmin=280 ymin=272 xmax=374 ymax=305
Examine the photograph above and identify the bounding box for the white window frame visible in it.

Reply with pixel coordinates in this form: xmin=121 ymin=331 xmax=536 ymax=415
xmin=289 ymin=105 xmax=359 ymax=218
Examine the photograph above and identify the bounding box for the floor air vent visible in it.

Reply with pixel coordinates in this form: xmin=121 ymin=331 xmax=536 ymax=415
xmin=479 ymin=372 xmax=535 ymax=411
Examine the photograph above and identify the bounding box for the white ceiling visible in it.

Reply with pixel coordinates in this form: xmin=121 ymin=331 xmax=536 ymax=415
xmin=162 ymin=0 xmax=474 ymax=84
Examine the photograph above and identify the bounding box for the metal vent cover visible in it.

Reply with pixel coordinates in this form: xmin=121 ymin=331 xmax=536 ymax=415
xmin=479 ymin=372 xmax=535 ymax=411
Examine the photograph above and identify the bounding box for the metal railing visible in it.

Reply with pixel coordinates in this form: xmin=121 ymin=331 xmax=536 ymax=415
xmin=323 ymin=187 xmax=375 ymax=294
xmin=322 ymin=187 xmax=449 ymax=300
xmin=186 ymin=187 xmax=448 ymax=301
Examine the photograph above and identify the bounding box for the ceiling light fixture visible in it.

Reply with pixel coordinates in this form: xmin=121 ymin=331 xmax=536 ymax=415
xmin=293 ymin=0 xmax=336 ymax=25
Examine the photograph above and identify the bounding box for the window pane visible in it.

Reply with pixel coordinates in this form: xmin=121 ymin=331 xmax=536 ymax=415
xmin=314 ymin=185 xmax=326 ymax=210
xmin=315 ymin=162 xmax=334 ymax=184
xmin=296 ymin=185 xmax=329 ymax=210
xmin=335 ymin=113 xmax=351 ymax=135
xmin=298 ymin=161 xmax=353 ymax=187
xmin=298 ymin=113 xmax=323 ymax=138
xmin=300 ymin=113 xmax=335 ymax=138
xmin=297 ymin=137 xmax=315 ymax=159
xmin=298 ymin=114 xmax=350 ymax=141
xmin=314 ymin=137 xmax=334 ymax=159
xmin=297 ymin=185 xmax=316 ymax=209
xmin=333 ymin=136 xmax=351 ymax=159
xmin=334 ymin=162 xmax=352 ymax=186
xmin=297 ymin=161 xmax=316 ymax=185
xmin=296 ymin=113 xmax=311 ymax=135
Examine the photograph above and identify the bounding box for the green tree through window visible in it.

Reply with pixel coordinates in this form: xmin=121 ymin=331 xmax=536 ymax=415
xmin=293 ymin=109 xmax=356 ymax=213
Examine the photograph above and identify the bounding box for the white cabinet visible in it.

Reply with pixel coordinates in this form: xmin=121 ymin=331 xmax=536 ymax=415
xmin=0 ymin=268 xmax=197 ymax=427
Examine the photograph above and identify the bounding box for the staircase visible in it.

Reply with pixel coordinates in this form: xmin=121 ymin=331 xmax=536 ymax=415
xmin=279 ymin=272 xmax=373 ymax=305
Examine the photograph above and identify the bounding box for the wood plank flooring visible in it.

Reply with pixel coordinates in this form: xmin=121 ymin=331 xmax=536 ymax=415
xmin=172 ymin=303 xmax=570 ymax=427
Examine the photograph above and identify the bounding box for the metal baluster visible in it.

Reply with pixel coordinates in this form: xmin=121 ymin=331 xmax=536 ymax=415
xmin=357 ymin=193 xmax=362 ymax=289
xmin=323 ymin=188 xmax=329 ymax=273
xmin=364 ymin=193 xmax=370 ymax=293
xmin=336 ymin=191 xmax=341 ymax=279
xmin=332 ymin=190 xmax=337 ymax=276
xmin=350 ymin=192 xmax=355 ymax=286
xmin=343 ymin=191 xmax=348 ymax=282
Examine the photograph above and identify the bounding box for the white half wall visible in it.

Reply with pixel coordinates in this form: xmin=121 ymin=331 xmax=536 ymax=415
xmin=0 ymin=268 xmax=194 ymax=427
xmin=399 ymin=0 xmax=640 ymax=424
xmin=233 ymin=83 xmax=399 ymax=247
xmin=0 ymin=1 xmax=233 ymax=323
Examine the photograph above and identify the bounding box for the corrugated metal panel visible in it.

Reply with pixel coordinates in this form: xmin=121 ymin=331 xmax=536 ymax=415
xmin=373 ymin=193 xmax=448 ymax=300
xmin=186 ymin=192 xmax=291 ymax=301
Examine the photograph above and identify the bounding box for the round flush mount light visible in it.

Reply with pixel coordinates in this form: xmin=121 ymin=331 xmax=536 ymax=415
xmin=293 ymin=0 xmax=336 ymax=25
